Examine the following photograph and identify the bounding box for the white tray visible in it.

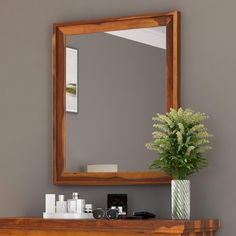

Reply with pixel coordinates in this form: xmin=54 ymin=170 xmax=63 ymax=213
xmin=43 ymin=212 xmax=94 ymax=219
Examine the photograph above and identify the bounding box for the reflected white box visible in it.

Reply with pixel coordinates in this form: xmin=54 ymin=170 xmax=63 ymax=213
xmin=87 ymin=164 xmax=118 ymax=172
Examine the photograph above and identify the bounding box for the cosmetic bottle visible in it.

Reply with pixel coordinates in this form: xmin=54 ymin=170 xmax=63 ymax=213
xmin=56 ymin=195 xmax=67 ymax=213
xmin=67 ymin=192 xmax=78 ymax=213
xmin=76 ymin=198 xmax=85 ymax=213
xmin=45 ymin=194 xmax=56 ymax=213
xmin=74 ymin=193 xmax=85 ymax=213
xmin=85 ymin=204 xmax=93 ymax=213
xmin=67 ymin=192 xmax=86 ymax=213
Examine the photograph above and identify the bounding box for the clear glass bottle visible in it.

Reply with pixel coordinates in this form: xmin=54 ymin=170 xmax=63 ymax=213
xmin=67 ymin=192 xmax=85 ymax=213
xmin=67 ymin=193 xmax=78 ymax=213
xmin=56 ymin=195 xmax=67 ymax=213
xmin=76 ymin=198 xmax=85 ymax=213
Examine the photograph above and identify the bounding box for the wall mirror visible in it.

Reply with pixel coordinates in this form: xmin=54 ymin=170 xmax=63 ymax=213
xmin=53 ymin=11 xmax=180 ymax=185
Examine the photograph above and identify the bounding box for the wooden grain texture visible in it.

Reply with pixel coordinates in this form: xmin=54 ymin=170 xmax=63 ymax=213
xmin=52 ymin=11 xmax=181 ymax=185
xmin=0 ymin=230 xmax=215 ymax=236
xmin=59 ymin=171 xmax=172 ymax=185
xmin=0 ymin=218 xmax=220 ymax=236
xmin=173 ymin=11 xmax=181 ymax=109
xmin=0 ymin=231 xmax=162 ymax=236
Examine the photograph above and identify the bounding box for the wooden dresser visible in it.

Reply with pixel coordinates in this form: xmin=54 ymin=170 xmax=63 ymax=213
xmin=0 ymin=218 xmax=220 ymax=236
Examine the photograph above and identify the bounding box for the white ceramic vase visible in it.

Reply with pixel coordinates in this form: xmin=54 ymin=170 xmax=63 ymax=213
xmin=171 ymin=180 xmax=190 ymax=220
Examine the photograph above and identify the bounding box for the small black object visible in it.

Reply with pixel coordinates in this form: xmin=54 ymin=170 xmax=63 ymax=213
xmin=106 ymin=208 xmax=120 ymax=219
xmin=92 ymin=208 xmax=106 ymax=219
xmin=125 ymin=216 xmax=143 ymax=220
xmin=133 ymin=211 xmax=156 ymax=219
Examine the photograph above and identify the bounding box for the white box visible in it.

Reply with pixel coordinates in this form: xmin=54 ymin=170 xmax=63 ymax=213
xmin=45 ymin=194 xmax=56 ymax=213
xmin=87 ymin=164 xmax=118 ymax=172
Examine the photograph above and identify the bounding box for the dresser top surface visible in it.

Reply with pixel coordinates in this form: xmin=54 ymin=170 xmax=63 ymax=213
xmin=0 ymin=218 xmax=220 ymax=234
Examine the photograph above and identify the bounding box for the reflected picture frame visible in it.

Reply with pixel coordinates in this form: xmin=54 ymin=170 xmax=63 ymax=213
xmin=66 ymin=47 xmax=78 ymax=113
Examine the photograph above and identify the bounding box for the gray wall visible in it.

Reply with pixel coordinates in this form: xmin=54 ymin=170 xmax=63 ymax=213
xmin=0 ymin=0 xmax=235 ymax=235
xmin=66 ymin=33 xmax=165 ymax=172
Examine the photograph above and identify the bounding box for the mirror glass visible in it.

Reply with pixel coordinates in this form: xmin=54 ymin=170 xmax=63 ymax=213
xmin=65 ymin=26 xmax=166 ymax=172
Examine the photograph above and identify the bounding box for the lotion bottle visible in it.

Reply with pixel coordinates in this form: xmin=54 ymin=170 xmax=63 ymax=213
xmin=56 ymin=195 xmax=67 ymax=213
xmin=45 ymin=194 xmax=56 ymax=213
xmin=67 ymin=192 xmax=78 ymax=213
xmin=73 ymin=192 xmax=85 ymax=213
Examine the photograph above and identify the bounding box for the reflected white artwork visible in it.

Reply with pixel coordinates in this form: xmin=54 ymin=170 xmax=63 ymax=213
xmin=66 ymin=47 xmax=78 ymax=113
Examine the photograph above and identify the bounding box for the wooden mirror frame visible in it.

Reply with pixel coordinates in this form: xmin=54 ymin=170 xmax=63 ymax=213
xmin=53 ymin=11 xmax=181 ymax=185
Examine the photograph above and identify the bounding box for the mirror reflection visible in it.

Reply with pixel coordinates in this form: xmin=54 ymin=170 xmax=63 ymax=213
xmin=65 ymin=26 xmax=166 ymax=172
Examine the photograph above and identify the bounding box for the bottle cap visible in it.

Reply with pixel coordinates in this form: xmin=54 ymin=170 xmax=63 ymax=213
xmin=58 ymin=195 xmax=64 ymax=201
xmin=73 ymin=192 xmax=79 ymax=199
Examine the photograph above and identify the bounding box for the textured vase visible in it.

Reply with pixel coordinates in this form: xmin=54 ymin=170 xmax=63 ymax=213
xmin=171 ymin=180 xmax=190 ymax=220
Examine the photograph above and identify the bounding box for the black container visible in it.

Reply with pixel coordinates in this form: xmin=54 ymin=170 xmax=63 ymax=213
xmin=107 ymin=194 xmax=127 ymax=215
